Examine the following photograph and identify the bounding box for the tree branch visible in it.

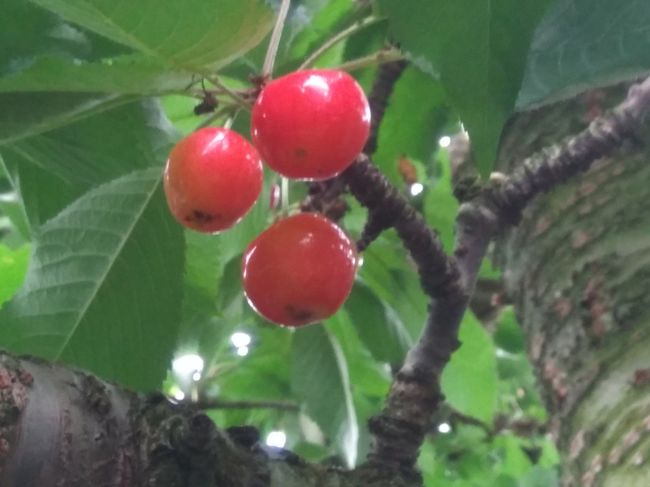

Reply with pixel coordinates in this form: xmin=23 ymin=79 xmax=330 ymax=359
xmin=341 ymin=155 xmax=459 ymax=298
xmin=0 ymin=352 xmax=421 ymax=487
xmin=365 ymin=59 xmax=408 ymax=155
xmin=346 ymin=59 xmax=409 ymax=250
xmin=357 ymin=67 xmax=650 ymax=481
xmin=341 ymin=154 xmax=465 ymax=475
xmin=479 ymin=75 xmax=650 ymax=226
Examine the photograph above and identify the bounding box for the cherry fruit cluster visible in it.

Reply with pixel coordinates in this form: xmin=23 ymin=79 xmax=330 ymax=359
xmin=164 ymin=69 xmax=370 ymax=327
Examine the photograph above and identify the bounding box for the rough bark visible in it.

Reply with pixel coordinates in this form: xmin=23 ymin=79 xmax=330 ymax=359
xmin=0 ymin=351 xmax=419 ymax=487
xmin=496 ymin=84 xmax=650 ymax=487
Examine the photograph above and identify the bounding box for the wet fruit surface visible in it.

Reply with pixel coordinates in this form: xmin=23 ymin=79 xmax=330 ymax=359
xmin=242 ymin=212 xmax=358 ymax=326
xmin=164 ymin=127 xmax=263 ymax=233
xmin=251 ymin=69 xmax=370 ymax=180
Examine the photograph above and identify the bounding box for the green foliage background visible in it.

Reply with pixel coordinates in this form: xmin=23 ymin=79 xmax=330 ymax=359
xmin=1 ymin=0 xmax=649 ymax=485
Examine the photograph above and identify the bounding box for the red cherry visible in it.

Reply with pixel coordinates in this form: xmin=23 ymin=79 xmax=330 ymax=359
xmin=251 ymin=69 xmax=371 ymax=180
xmin=242 ymin=212 xmax=357 ymax=327
xmin=164 ymin=127 xmax=263 ymax=233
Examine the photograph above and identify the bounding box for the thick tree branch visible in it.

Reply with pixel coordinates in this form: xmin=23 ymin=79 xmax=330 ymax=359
xmin=340 ymin=155 xmax=464 ymax=474
xmin=480 ymin=75 xmax=650 ymax=226
xmin=0 ymin=352 xmax=418 ymax=487
xmin=335 ymin=59 xmax=468 ymax=475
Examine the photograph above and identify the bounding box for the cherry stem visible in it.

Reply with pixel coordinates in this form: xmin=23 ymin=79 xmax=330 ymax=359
xmin=262 ymin=0 xmax=292 ymax=78
xmin=205 ymin=75 xmax=251 ymax=109
xmin=281 ymin=177 xmax=290 ymax=214
xmin=336 ymin=47 xmax=405 ymax=73
xmin=194 ymin=105 xmax=237 ymax=131
xmin=223 ymin=111 xmax=238 ymax=130
xmin=193 ymin=398 xmax=299 ymax=411
xmin=297 ymin=15 xmax=383 ymax=71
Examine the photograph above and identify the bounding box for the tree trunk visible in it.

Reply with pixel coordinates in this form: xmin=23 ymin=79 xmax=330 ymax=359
xmin=0 ymin=351 xmax=415 ymax=487
xmin=497 ymin=85 xmax=650 ymax=487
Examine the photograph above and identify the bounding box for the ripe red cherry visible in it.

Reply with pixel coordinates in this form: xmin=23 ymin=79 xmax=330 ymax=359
xmin=242 ymin=212 xmax=358 ymax=327
xmin=164 ymin=127 xmax=263 ymax=233
xmin=251 ymin=69 xmax=371 ymax=180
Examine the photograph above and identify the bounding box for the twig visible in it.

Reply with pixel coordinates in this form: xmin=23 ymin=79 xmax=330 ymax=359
xmin=299 ymin=178 xmax=349 ymax=222
xmin=298 ymin=16 xmax=383 ymax=71
xmin=205 ymin=75 xmax=251 ymax=109
xmin=347 ymin=59 xmax=408 ymax=250
xmin=336 ymin=48 xmax=405 ymax=73
xmin=262 ymin=0 xmax=292 ymax=77
xmin=194 ymin=398 xmax=299 ymax=412
xmin=342 ymin=155 xmax=459 ymax=298
xmin=365 ymin=59 xmax=408 ymax=155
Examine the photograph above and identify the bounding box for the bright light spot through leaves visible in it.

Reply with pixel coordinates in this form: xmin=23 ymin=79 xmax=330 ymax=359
xmin=230 ymin=331 xmax=252 ymax=348
xmin=172 ymin=353 xmax=204 ymax=376
xmin=438 ymin=135 xmax=451 ymax=148
xmin=409 ymin=183 xmax=424 ymax=196
xmin=438 ymin=422 xmax=452 ymax=434
xmin=266 ymin=430 xmax=287 ymax=448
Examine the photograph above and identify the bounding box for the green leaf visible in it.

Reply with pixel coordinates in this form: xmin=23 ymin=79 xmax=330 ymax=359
xmin=325 ymin=310 xmax=390 ymax=463
xmin=282 ymin=0 xmax=356 ymax=67
xmin=345 ymin=282 xmax=411 ymax=364
xmin=29 ymin=0 xmax=274 ymax=71
xmin=0 ymin=157 xmax=31 ymax=240
xmin=493 ymin=307 xmax=525 ymax=354
xmin=0 ymin=168 xmax=184 ymax=391
xmin=0 ymin=0 xmax=133 ymax=142
xmin=494 ymin=434 xmax=533 ymax=479
xmin=0 ymin=245 xmax=30 ymax=307
xmin=217 ymin=326 xmax=292 ymax=400
xmin=380 ymin=0 xmax=553 ymax=177
xmin=341 ymin=19 xmax=388 ymax=92
xmin=291 ymin=325 xmax=358 ymax=467
xmin=441 ymin=314 xmax=498 ymax=424
xmin=326 ymin=310 xmax=391 ymax=398
xmin=223 ymin=0 xmax=358 ymax=79
xmin=217 ymin=172 xmax=272 ymax=264
xmin=0 ymin=0 xmax=129 ymax=71
xmin=373 ymin=66 xmax=448 ymax=185
xmin=162 ymin=95 xmax=205 ymax=136
xmin=357 ymin=235 xmax=428 ymax=339
xmin=1 ymin=99 xmax=177 ymax=227
xmin=0 ymin=54 xmax=189 ymax=95
xmin=0 ymin=93 xmax=127 ymax=145
xmin=424 ymin=151 xmax=459 ymax=253
xmin=177 ymin=231 xmax=224 ymax=356
xmin=518 ymin=0 xmax=650 ymax=108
